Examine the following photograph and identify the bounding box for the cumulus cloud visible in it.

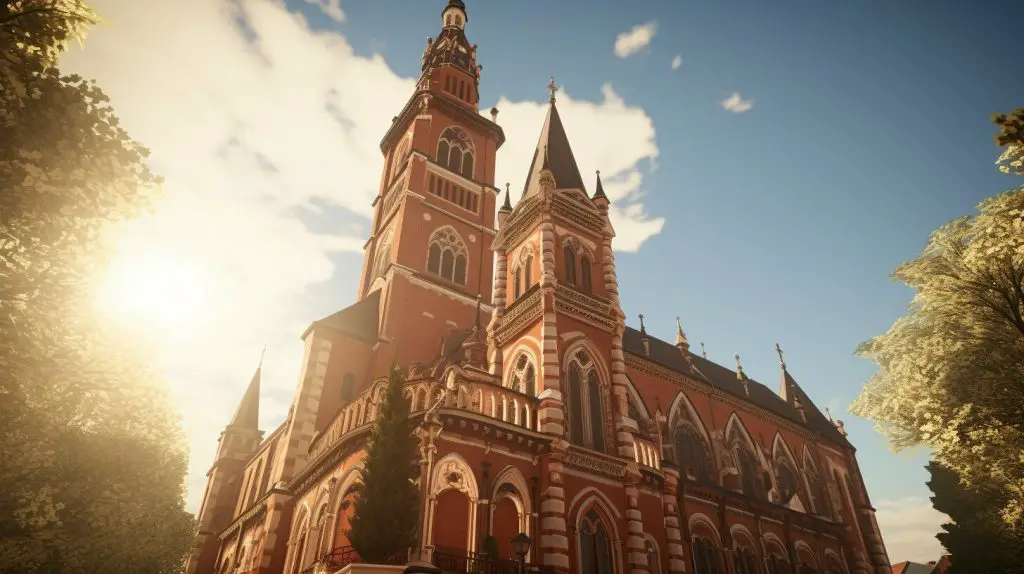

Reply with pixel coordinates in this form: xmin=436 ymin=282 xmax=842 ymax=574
xmin=671 ymin=54 xmax=681 ymax=70
xmin=614 ymin=21 xmax=657 ymax=58
xmin=62 ymin=0 xmax=667 ymax=511
xmin=490 ymin=84 xmax=663 ymax=251
xmin=874 ymin=497 xmax=948 ymax=563
xmin=304 ymin=0 xmax=344 ymax=22
xmin=721 ymin=91 xmax=754 ymax=113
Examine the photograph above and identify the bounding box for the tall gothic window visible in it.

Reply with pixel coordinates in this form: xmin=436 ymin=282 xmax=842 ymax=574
xmin=563 ymin=245 xmax=577 ymax=285
xmin=372 ymin=228 xmax=393 ymax=280
xmin=436 ymin=126 xmax=475 ymax=180
xmin=579 ymin=510 xmax=614 ymax=574
xmin=514 ymin=267 xmax=522 ymax=299
xmin=777 ymin=460 xmax=799 ymax=503
xmin=341 ymin=373 xmax=356 ymax=404
xmin=580 ymin=256 xmax=593 ymax=293
xmin=733 ymin=547 xmax=757 ymax=574
xmin=692 ymin=537 xmax=719 ymax=574
xmin=509 ymin=354 xmax=536 ymax=396
xmin=737 ymin=447 xmax=761 ymax=499
xmin=512 ymin=247 xmax=534 ymax=301
xmin=674 ymin=426 xmax=712 ymax=483
xmin=805 ymin=464 xmax=831 ymax=518
xmin=566 ymin=351 xmax=606 ymax=452
xmin=426 ymin=226 xmax=468 ymax=285
xmin=391 ymin=136 xmax=412 ymax=183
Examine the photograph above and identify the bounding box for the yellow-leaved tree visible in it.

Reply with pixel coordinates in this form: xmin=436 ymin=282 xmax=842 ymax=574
xmin=852 ymin=110 xmax=1024 ymax=539
xmin=1 ymin=1 xmax=194 ymax=572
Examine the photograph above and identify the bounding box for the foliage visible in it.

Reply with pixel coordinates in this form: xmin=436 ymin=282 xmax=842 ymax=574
xmin=851 ymin=110 xmax=1024 ymax=535
xmin=0 ymin=2 xmax=194 ymax=572
xmin=994 ymin=108 xmax=1024 ymax=175
xmin=926 ymin=462 xmax=1024 ymax=573
xmin=348 ymin=365 xmax=420 ymax=563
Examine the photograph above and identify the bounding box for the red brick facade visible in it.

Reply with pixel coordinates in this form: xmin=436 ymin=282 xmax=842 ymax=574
xmin=184 ymin=2 xmax=891 ymax=573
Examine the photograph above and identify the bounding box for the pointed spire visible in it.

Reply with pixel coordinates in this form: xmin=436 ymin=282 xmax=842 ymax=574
xmin=593 ymin=169 xmax=608 ymax=201
xmin=499 ymin=182 xmax=512 ymax=212
xmin=777 ymin=342 xmax=798 ymax=404
xmin=229 ymin=354 xmax=263 ymax=430
xmin=675 ymin=316 xmax=690 ymax=351
xmin=520 ymin=78 xmax=585 ymax=197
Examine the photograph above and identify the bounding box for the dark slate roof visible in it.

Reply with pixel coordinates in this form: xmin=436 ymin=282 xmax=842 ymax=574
xmin=622 ymin=327 xmax=849 ymax=446
xmin=521 ymin=101 xmax=586 ymax=197
xmin=229 ymin=367 xmax=261 ymax=430
xmin=311 ymin=289 xmax=382 ymax=343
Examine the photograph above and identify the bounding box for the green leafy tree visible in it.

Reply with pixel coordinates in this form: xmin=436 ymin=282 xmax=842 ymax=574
xmin=348 ymin=365 xmax=420 ymax=563
xmin=851 ymin=111 xmax=1024 ymax=535
xmin=0 ymin=2 xmax=194 ymax=572
xmin=926 ymin=462 xmax=1024 ymax=573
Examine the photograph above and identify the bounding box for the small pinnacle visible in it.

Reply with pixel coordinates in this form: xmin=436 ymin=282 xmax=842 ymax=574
xmin=735 ymin=354 xmax=745 ymax=377
xmin=700 ymin=342 xmax=707 ymax=359
xmin=639 ymin=313 xmax=646 ymax=333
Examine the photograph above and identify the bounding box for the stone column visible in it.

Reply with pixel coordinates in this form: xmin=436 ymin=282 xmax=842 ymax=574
xmin=623 ymin=468 xmax=650 ymax=573
xmin=538 ymin=442 xmax=570 ymax=573
xmin=661 ymin=469 xmax=688 ymax=573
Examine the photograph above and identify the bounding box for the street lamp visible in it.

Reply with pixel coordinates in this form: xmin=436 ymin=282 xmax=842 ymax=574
xmin=511 ymin=533 xmax=532 ymax=574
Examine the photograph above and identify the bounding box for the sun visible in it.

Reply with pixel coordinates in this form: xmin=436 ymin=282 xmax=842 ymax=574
xmin=96 ymin=251 xmax=208 ymax=331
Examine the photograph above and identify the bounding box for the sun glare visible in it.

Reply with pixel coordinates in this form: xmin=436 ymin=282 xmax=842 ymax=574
xmin=97 ymin=253 xmax=208 ymax=331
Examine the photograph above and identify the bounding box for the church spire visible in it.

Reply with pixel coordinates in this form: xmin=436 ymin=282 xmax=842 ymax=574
xmin=229 ymin=351 xmax=263 ymax=430
xmin=593 ymin=169 xmax=608 ymax=202
xmin=520 ymin=77 xmax=585 ymax=197
xmin=675 ymin=315 xmax=690 ymax=351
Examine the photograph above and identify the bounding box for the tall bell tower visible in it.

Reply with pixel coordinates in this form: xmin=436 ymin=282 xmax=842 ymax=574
xmin=356 ymin=0 xmax=505 ymax=371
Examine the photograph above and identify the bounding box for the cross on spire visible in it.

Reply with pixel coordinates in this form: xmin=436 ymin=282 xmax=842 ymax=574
xmin=547 ymin=76 xmax=558 ymax=103
xmin=775 ymin=342 xmax=787 ymax=370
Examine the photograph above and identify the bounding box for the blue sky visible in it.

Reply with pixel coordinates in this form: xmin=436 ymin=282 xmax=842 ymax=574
xmin=302 ymin=0 xmax=1022 ymax=559
xmin=66 ymin=0 xmax=1022 ymax=564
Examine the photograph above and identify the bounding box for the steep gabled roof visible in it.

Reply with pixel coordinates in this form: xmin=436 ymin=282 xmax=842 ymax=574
xmin=622 ymin=327 xmax=850 ymax=445
xmin=521 ymin=100 xmax=586 ymax=197
xmin=308 ymin=289 xmax=382 ymax=343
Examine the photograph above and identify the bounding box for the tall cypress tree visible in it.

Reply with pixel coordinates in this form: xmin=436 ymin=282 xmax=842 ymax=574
xmin=348 ymin=364 xmax=420 ymax=563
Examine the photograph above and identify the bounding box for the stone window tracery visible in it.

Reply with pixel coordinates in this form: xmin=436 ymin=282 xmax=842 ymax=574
xmin=727 ymin=422 xmax=766 ymax=500
xmin=391 ymin=136 xmax=412 ymax=182
xmin=580 ymin=255 xmax=593 ymax=293
xmin=512 ymin=245 xmax=535 ymax=300
xmin=733 ymin=546 xmax=758 ymax=574
xmin=804 ymin=451 xmax=831 ymax=519
xmin=692 ymin=536 xmax=720 ymax=574
xmin=508 ymin=353 xmax=536 ymax=396
xmin=563 ymin=244 xmax=577 ymax=285
xmin=579 ymin=509 xmax=614 ymax=574
xmin=372 ymin=228 xmax=393 ymax=280
xmin=674 ymin=425 xmax=713 ymax=483
xmin=776 ymin=459 xmax=799 ymax=503
xmin=426 ymin=226 xmax=468 ymax=285
xmin=436 ymin=126 xmax=475 ymax=180
xmin=565 ymin=350 xmax=606 ymax=452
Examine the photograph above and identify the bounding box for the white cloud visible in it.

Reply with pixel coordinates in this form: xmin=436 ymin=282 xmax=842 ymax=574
xmin=304 ymin=0 xmax=344 ymax=22
xmin=490 ymin=84 xmax=664 ymax=251
xmin=671 ymin=54 xmax=682 ymax=70
xmin=614 ymin=21 xmax=657 ymax=58
xmin=721 ymin=91 xmax=754 ymax=113
xmin=62 ymin=0 xmax=667 ymax=512
xmin=874 ymin=497 xmax=948 ymax=563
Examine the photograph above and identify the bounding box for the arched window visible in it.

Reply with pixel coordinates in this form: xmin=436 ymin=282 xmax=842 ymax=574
xmin=524 ymin=255 xmax=533 ymax=288
xmin=766 ymin=550 xmax=792 ymax=574
xmin=737 ymin=447 xmax=761 ymax=499
xmin=825 ymin=554 xmax=845 ymax=574
xmin=692 ymin=537 xmax=719 ymax=574
xmin=674 ymin=426 xmax=712 ymax=483
xmin=514 ymin=267 xmax=522 ymax=300
xmin=645 ymin=539 xmax=661 ymax=574
xmin=734 ymin=547 xmax=758 ymax=574
xmin=579 ymin=509 xmax=614 ymax=574
xmin=341 ymin=373 xmax=356 ymax=404
xmin=804 ymin=452 xmax=832 ymax=519
xmin=426 ymin=226 xmax=469 ymax=285
xmin=436 ymin=126 xmax=475 ymax=179
xmin=777 ymin=461 xmax=798 ymax=503
xmin=796 ymin=549 xmax=820 ymax=574
xmin=372 ymin=228 xmax=393 ymax=280
xmin=563 ymin=245 xmax=577 ymax=285
xmin=509 ymin=353 xmax=536 ymax=396
xmin=580 ymin=256 xmax=592 ymax=293
xmin=565 ymin=350 xmax=606 ymax=452
xmin=391 ymin=137 xmax=412 ymax=182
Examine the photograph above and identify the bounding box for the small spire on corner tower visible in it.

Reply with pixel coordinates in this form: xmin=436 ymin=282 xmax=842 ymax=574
xmin=593 ymin=169 xmax=608 ymax=201
xmin=500 ymin=182 xmax=512 ymax=212
xmin=547 ymin=76 xmax=558 ymax=104
xmin=675 ymin=316 xmax=690 ymax=351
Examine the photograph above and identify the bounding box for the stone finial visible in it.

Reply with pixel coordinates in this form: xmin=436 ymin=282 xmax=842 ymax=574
xmin=735 ymin=354 xmax=750 ymax=397
xmin=547 ymin=76 xmax=559 ymax=103
xmin=700 ymin=342 xmax=707 ymax=359
xmin=639 ymin=313 xmax=647 ymax=334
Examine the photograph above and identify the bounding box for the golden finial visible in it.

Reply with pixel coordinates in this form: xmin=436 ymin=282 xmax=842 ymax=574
xmin=547 ymin=76 xmax=558 ymax=103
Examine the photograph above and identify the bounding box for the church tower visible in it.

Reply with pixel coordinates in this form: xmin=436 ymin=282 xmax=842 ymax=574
xmin=357 ymin=0 xmax=504 ymax=372
xmin=489 ymin=82 xmax=647 ymax=572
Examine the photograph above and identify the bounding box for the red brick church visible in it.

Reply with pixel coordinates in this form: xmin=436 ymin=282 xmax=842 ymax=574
xmin=185 ymin=2 xmax=891 ymax=573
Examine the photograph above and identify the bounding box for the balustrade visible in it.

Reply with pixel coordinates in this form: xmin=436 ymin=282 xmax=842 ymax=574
xmin=633 ymin=437 xmax=661 ymax=470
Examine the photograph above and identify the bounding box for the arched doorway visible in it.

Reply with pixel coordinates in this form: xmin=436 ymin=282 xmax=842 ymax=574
xmin=491 ymin=496 xmax=519 ymax=559
xmin=432 ymin=489 xmax=471 ymax=555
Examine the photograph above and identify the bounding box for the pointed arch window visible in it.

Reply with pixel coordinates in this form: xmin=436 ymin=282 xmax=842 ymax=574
xmin=563 ymin=245 xmax=577 ymax=285
xmin=436 ymin=126 xmax=475 ymax=180
xmin=509 ymin=353 xmax=536 ymax=396
xmin=512 ymin=246 xmax=535 ymax=301
xmin=805 ymin=462 xmax=831 ymax=518
xmin=391 ymin=136 xmax=412 ymax=183
xmin=372 ymin=228 xmax=393 ymax=280
xmin=580 ymin=256 xmax=593 ymax=293
xmin=579 ymin=509 xmax=614 ymax=574
xmin=426 ymin=227 xmax=469 ymax=285
xmin=733 ymin=547 xmax=758 ymax=574
xmin=514 ymin=267 xmax=523 ymax=300
xmin=565 ymin=350 xmax=606 ymax=452
xmin=692 ymin=537 xmax=720 ymax=574
xmin=776 ymin=460 xmax=799 ymax=503
xmin=737 ymin=447 xmax=761 ymax=499
xmin=674 ymin=425 xmax=713 ymax=483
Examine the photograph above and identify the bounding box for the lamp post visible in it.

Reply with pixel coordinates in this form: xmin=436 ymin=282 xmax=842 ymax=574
xmin=511 ymin=533 xmax=532 ymax=574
